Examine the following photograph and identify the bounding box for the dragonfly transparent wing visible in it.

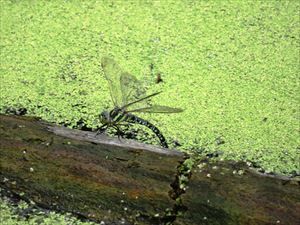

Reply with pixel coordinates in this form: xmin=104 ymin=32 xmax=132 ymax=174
xmin=127 ymin=105 xmax=184 ymax=113
xmin=101 ymin=57 xmax=123 ymax=106
xmin=120 ymin=72 xmax=149 ymax=109
xmin=122 ymin=91 xmax=161 ymax=109
xmin=101 ymin=57 xmax=179 ymax=113
xmin=101 ymin=57 xmax=148 ymax=108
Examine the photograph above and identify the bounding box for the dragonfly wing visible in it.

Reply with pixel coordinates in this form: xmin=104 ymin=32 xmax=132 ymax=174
xmin=101 ymin=57 xmax=123 ymax=106
xmin=122 ymin=91 xmax=162 ymax=109
xmin=128 ymin=105 xmax=184 ymax=113
xmin=101 ymin=57 xmax=167 ymax=112
xmin=120 ymin=72 xmax=147 ymax=108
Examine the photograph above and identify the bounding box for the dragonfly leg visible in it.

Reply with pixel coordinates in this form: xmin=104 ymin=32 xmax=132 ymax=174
xmin=95 ymin=124 xmax=107 ymax=137
xmin=112 ymin=125 xmax=124 ymax=142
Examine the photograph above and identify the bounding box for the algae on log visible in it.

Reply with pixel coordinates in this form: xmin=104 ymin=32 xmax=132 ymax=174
xmin=0 ymin=114 xmax=186 ymax=224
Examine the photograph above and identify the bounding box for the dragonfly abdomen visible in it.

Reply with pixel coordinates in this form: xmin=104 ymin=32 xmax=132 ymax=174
xmin=125 ymin=114 xmax=168 ymax=148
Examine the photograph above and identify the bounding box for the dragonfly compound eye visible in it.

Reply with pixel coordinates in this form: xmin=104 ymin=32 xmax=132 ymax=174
xmin=100 ymin=111 xmax=110 ymax=123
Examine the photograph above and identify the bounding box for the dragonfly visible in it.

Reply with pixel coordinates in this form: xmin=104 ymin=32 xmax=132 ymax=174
xmin=97 ymin=57 xmax=183 ymax=148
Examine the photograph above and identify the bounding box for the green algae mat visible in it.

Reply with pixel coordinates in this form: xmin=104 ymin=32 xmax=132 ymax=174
xmin=0 ymin=0 xmax=299 ymax=223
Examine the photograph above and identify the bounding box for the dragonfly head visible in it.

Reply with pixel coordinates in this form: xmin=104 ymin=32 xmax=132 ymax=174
xmin=100 ymin=111 xmax=111 ymax=124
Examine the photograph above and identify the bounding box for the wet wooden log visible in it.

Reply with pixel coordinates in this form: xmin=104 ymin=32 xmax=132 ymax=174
xmin=1 ymin=114 xmax=299 ymax=225
xmin=0 ymin=114 xmax=186 ymax=224
xmin=176 ymin=161 xmax=300 ymax=225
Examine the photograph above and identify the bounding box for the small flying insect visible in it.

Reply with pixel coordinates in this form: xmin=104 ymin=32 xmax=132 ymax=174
xmin=155 ymin=72 xmax=163 ymax=84
xmin=150 ymin=63 xmax=163 ymax=84
xmin=97 ymin=57 xmax=183 ymax=148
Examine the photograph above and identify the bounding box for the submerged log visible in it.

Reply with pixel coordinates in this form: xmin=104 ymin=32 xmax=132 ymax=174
xmin=0 ymin=114 xmax=299 ymax=225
